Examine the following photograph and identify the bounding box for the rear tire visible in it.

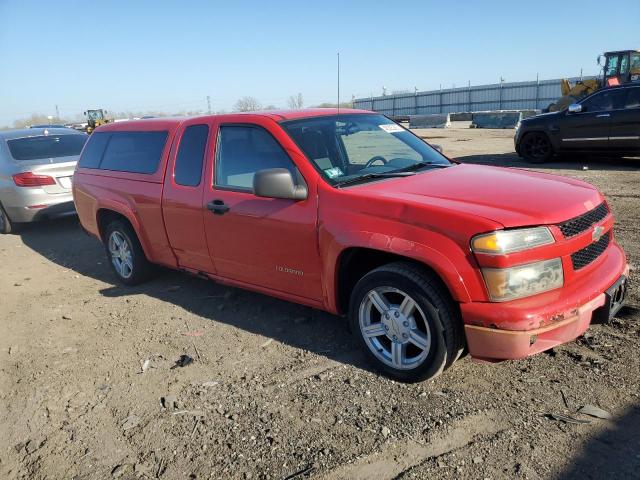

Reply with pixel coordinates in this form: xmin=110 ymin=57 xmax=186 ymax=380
xmin=0 ymin=204 xmax=13 ymax=234
xmin=520 ymin=132 xmax=554 ymax=163
xmin=103 ymin=220 xmax=155 ymax=285
xmin=349 ymin=262 xmax=464 ymax=383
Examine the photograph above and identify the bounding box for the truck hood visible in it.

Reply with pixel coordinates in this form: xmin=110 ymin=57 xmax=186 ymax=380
xmin=356 ymin=164 xmax=603 ymax=228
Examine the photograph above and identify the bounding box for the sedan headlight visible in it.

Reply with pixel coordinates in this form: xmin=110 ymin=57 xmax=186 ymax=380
xmin=471 ymin=227 xmax=554 ymax=255
xmin=482 ymin=258 xmax=564 ymax=302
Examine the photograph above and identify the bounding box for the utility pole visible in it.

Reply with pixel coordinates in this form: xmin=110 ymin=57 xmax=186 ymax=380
xmin=55 ymin=104 xmax=59 ymax=119
xmin=206 ymin=96 xmax=211 ymax=115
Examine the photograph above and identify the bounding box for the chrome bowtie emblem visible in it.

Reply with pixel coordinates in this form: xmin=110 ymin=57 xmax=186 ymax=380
xmin=592 ymin=225 xmax=605 ymax=242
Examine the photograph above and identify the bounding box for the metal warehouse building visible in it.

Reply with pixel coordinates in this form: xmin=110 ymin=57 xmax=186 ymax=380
xmin=353 ymin=77 xmax=596 ymax=115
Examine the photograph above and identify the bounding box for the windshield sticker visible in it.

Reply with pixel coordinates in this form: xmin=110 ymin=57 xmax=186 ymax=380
xmin=379 ymin=124 xmax=404 ymax=134
xmin=324 ymin=167 xmax=344 ymax=179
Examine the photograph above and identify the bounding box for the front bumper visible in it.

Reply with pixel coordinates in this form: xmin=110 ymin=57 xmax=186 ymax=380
xmin=462 ymin=242 xmax=628 ymax=361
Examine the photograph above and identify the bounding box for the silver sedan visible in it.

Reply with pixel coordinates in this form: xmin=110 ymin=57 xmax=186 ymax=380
xmin=0 ymin=128 xmax=88 ymax=233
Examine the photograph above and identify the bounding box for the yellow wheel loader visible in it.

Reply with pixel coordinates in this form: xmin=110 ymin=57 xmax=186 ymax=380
xmin=546 ymin=50 xmax=640 ymax=112
xmin=84 ymin=109 xmax=111 ymax=134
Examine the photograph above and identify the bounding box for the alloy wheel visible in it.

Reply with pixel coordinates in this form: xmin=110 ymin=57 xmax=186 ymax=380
xmin=108 ymin=231 xmax=134 ymax=279
xmin=358 ymin=286 xmax=432 ymax=370
xmin=523 ymin=133 xmax=551 ymax=160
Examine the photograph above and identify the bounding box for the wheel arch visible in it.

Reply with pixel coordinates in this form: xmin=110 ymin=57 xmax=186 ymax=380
xmin=95 ymin=207 xmax=152 ymax=260
xmin=332 ymin=246 xmax=470 ymax=315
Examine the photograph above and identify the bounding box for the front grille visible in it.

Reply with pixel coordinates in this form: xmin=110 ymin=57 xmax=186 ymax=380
xmin=571 ymin=231 xmax=611 ymax=271
xmin=559 ymin=203 xmax=609 ymax=238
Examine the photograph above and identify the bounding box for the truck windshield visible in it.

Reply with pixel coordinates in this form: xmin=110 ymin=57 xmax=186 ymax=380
xmin=7 ymin=134 xmax=88 ymax=161
xmin=281 ymin=114 xmax=451 ymax=186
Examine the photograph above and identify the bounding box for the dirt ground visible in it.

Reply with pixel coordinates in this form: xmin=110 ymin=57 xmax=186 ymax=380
xmin=1 ymin=125 xmax=639 ymax=480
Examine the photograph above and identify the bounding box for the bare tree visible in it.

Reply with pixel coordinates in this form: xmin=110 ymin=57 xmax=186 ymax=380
xmin=287 ymin=93 xmax=304 ymax=110
xmin=12 ymin=113 xmax=65 ymax=129
xmin=315 ymin=101 xmax=354 ymax=109
xmin=234 ymin=96 xmax=262 ymax=112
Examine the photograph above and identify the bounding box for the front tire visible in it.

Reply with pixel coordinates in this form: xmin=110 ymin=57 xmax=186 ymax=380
xmin=104 ymin=220 xmax=155 ymax=285
xmin=520 ymin=132 xmax=554 ymax=163
xmin=349 ymin=262 xmax=464 ymax=382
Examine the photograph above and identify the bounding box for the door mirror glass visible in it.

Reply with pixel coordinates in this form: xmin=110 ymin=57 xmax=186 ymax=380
xmin=253 ymin=168 xmax=307 ymax=200
xmin=568 ymin=103 xmax=582 ymax=114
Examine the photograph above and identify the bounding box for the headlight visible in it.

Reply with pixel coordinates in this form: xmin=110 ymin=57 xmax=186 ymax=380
xmin=471 ymin=227 xmax=554 ymax=255
xmin=482 ymin=258 xmax=564 ymax=302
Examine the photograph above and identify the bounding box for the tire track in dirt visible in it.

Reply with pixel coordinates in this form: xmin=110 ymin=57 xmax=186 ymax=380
xmin=321 ymin=410 xmax=504 ymax=480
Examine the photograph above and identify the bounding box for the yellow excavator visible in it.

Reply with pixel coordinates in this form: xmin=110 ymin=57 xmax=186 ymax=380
xmin=84 ymin=109 xmax=111 ymax=134
xmin=546 ymin=49 xmax=640 ymax=112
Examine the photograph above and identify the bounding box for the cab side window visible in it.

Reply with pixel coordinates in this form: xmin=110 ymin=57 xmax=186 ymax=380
xmin=215 ymin=125 xmax=296 ymax=190
xmin=174 ymin=124 xmax=209 ymax=187
xmin=581 ymin=90 xmax=624 ymax=112
xmin=624 ymin=88 xmax=640 ymax=109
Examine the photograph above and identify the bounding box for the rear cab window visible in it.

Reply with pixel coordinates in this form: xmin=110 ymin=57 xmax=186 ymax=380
xmin=78 ymin=130 xmax=169 ymax=174
xmin=101 ymin=132 xmax=168 ymax=174
xmin=7 ymin=134 xmax=87 ymax=161
xmin=78 ymin=132 xmax=110 ymax=168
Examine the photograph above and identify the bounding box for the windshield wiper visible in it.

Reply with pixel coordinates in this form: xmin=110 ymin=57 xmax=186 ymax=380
xmin=335 ymin=171 xmax=416 ymax=188
xmin=395 ymin=161 xmax=453 ymax=172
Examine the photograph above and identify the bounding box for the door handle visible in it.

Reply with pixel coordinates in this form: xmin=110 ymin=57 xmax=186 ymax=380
xmin=207 ymin=199 xmax=230 ymax=215
xmin=596 ymin=113 xmax=610 ymax=118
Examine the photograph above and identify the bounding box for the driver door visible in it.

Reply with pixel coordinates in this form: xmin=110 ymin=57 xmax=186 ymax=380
xmin=202 ymin=119 xmax=324 ymax=302
xmin=559 ymin=90 xmax=620 ymax=151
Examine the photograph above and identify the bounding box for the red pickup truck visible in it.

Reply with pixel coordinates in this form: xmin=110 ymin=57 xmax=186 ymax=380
xmin=73 ymin=109 xmax=629 ymax=382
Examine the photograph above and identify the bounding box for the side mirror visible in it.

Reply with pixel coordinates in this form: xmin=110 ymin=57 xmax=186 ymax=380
xmin=568 ymin=103 xmax=583 ymax=114
xmin=253 ymin=168 xmax=307 ymax=200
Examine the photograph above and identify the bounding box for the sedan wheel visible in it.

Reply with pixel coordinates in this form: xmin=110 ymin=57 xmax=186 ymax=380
xmin=359 ymin=287 xmax=432 ymax=370
xmin=521 ymin=132 xmax=553 ymax=163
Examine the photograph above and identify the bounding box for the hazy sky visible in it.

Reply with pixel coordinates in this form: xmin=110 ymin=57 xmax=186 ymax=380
xmin=1 ymin=0 xmax=638 ymax=126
